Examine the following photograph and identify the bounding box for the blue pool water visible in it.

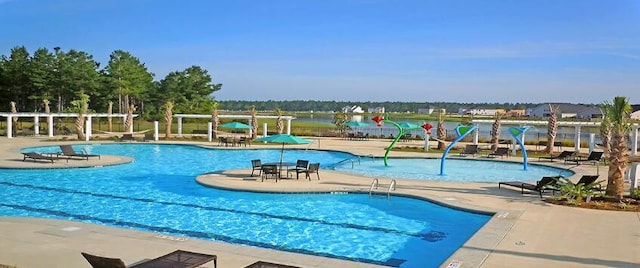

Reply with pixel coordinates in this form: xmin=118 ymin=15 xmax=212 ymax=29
xmin=334 ymin=157 xmax=573 ymax=182
xmin=3 ymin=144 xmax=492 ymax=267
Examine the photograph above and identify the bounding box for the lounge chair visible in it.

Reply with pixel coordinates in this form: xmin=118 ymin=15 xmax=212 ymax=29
xmin=261 ymin=164 xmax=279 ymax=182
xmin=565 ymin=151 xmax=604 ymax=165
xmin=119 ymin=133 xmax=135 ymax=142
xmin=250 ymin=159 xmax=262 ymax=177
xmin=498 ymin=176 xmax=561 ymax=198
xmin=82 ymin=250 xmax=217 ymax=268
xmin=568 ymin=175 xmax=603 ymax=191
xmin=296 ymin=162 xmax=320 ymax=180
xmin=538 ymin=150 xmax=575 ymax=162
xmin=244 ymin=261 xmax=301 ymax=268
xmin=59 ymin=145 xmax=101 ymax=160
xmin=487 ymin=147 xmax=510 ymax=158
xmin=22 ymin=152 xmax=63 ymax=163
xmin=459 ymin=144 xmax=479 ymax=157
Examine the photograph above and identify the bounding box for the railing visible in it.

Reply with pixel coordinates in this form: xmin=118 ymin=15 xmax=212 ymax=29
xmin=369 ymin=178 xmax=379 ymax=197
xmin=369 ymin=178 xmax=396 ymax=199
xmin=387 ymin=179 xmax=396 ymax=198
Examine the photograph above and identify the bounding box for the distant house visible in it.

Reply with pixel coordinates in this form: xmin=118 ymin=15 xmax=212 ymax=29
xmin=367 ymin=107 xmax=385 ymax=113
xmin=341 ymin=105 xmax=364 ymax=113
xmin=458 ymin=108 xmax=504 ymax=116
xmin=505 ymin=109 xmax=525 ymax=117
xmin=631 ymin=105 xmax=640 ymax=120
xmin=418 ymin=108 xmax=446 ymax=114
xmin=527 ymin=103 xmax=603 ymax=119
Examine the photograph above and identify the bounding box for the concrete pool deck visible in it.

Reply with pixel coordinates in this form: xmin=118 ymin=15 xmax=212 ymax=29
xmin=0 ymin=136 xmax=638 ymax=268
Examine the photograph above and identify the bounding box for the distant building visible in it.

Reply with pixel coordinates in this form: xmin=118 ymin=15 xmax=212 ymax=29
xmin=417 ymin=108 xmax=445 ymax=114
xmin=631 ymin=105 xmax=640 ymax=120
xmin=341 ymin=105 xmax=364 ymax=113
xmin=458 ymin=107 xmax=505 ymax=116
xmin=367 ymin=107 xmax=385 ymax=113
xmin=505 ymin=109 xmax=526 ymax=117
xmin=527 ymin=103 xmax=603 ymax=119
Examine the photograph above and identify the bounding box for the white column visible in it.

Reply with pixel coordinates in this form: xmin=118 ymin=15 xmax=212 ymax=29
xmin=424 ymin=134 xmax=430 ymax=152
xmin=207 ymin=122 xmax=213 ymax=142
xmin=153 ymin=121 xmax=159 ymax=141
xmin=177 ymin=117 xmax=183 ymax=137
xmin=48 ymin=115 xmax=54 ymax=137
xmin=263 ymin=123 xmax=268 ymax=137
xmin=286 ymin=119 xmax=292 ymax=135
xmin=589 ymin=133 xmax=596 ymax=153
xmin=34 ymin=116 xmax=40 ymax=136
xmin=473 ymin=124 xmax=479 ymax=145
xmin=6 ymin=116 xmax=12 ymax=138
xmin=85 ymin=116 xmax=92 ymax=141
xmin=631 ymin=124 xmax=639 ymax=156
xmin=574 ymin=126 xmax=581 ymax=153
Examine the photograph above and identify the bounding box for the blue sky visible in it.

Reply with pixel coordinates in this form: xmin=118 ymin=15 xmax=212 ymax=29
xmin=1 ymin=0 xmax=639 ymax=103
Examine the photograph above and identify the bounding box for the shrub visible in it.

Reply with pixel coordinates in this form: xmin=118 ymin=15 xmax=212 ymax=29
xmin=557 ymin=177 xmax=603 ymax=203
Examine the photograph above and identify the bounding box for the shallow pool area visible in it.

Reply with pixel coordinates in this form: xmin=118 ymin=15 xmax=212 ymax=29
xmin=3 ymin=144 xmax=492 ymax=268
xmin=333 ymin=157 xmax=573 ymax=182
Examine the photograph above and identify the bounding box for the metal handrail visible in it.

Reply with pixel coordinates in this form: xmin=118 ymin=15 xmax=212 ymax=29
xmin=369 ymin=178 xmax=379 ymax=196
xmin=387 ymin=179 xmax=396 ymax=198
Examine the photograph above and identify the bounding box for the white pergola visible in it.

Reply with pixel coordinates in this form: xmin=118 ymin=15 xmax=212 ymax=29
xmin=173 ymin=114 xmax=295 ymax=137
xmin=0 ymin=112 xmax=135 ymax=140
xmin=471 ymin=119 xmax=639 ymax=155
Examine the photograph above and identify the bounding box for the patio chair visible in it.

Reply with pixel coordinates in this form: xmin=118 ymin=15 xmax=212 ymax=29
xmin=498 ymin=176 xmax=561 ymax=198
xmin=287 ymin=160 xmax=309 ymax=177
xmin=261 ymin=164 xmax=279 ymax=182
xmin=22 ymin=152 xmax=63 ymax=163
xmin=296 ymin=162 xmax=320 ymax=180
xmin=459 ymin=144 xmax=479 ymax=157
xmin=244 ymin=261 xmax=301 ymax=268
xmin=565 ymin=151 xmax=604 ymax=165
xmin=487 ymin=147 xmax=510 ymax=158
xmin=251 ymin=159 xmax=262 ymax=177
xmin=59 ymin=145 xmax=101 ymax=160
xmin=81 ymin=249 xmax=217 ymax=268
xmin=538 ymin=150 xmax=575 ymax=162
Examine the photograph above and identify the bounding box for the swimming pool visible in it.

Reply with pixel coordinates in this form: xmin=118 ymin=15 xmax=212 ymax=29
xmin=3 ymin=144 xmax=491 ymax=267
xmin=333 ymin=157 xmax=573 ymax=182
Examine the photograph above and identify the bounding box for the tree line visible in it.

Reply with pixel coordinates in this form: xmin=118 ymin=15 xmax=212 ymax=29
xmin=0 ymin=46 xmax=221 ymax=120
xmin=218 ymin=100 xmax=536 ymax=113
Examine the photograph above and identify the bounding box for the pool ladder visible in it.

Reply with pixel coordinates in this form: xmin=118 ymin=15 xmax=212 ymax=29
xmin=369 ymin=178 xmax=396 ymax=199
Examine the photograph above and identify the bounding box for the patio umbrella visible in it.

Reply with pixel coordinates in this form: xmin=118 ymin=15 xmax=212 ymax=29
xmin=220 ymin=122 xmax=252 ymax=129
xmin=345 ymin=121 xmax=369 ymax=127
xmin=255 ymin=134 xmax=312 ymax=166
xmin=220 ymin=122 xmax=252 ymax=137
xmin=345 ymin=121 xmax=370 ymax=139
xmin=398 ymin=122 xmax=419 ymax=129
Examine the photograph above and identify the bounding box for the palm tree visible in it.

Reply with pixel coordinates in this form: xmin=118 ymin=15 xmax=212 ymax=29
xmin=437 ymin=109 xmax=446 ymax=150
xmin=71 ymin=93 xmax=89 ymax=140
xmin=545 ymin=104 xmax=559 ymax=154
xmin=211 ymin=102 xmax=219 ymax=139
xmin=275 ymin=108 xmax=284 ymax=134
xmin=250 ymin=106 xmax=258 ymax=139
xmin=490 ymin=111 xmax=504 ymax=151
xmin=164 ymin=101 xmax=173 ymax=138
xmin=124 ymin=104 xmax=135 ymax=134
xmin=603 ymin=96 xmax=632 ymax=199
xmin=107 ymin=101 xmax=113 ymax=132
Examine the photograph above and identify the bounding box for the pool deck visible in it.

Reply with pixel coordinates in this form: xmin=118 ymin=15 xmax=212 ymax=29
xmin=0 ymin=136 xmax=638 ymax=268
